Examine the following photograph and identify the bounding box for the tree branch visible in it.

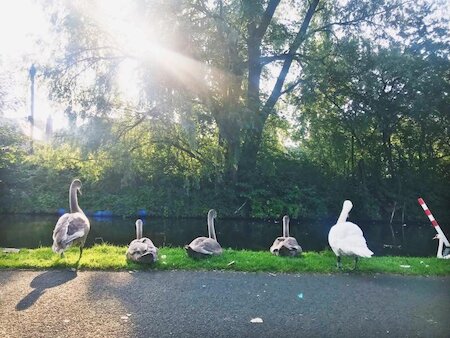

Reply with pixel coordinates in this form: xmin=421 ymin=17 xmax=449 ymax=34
xmin=153 ymin=138 xmax=208 ymax=165
xmin=309 ymin=0 xmax=415 ymax=36
xmin=115 ymin=107 xmax=158 ymax=139
xmin=261 ymin=0 xmax=320 ymax=117
xmin=260 ymin=52 xmax=305 ymax=66
xmin=254 ymin=0 xmax=282 ymax=42
xmin=280 ymin=77 xmax=305 ymax=95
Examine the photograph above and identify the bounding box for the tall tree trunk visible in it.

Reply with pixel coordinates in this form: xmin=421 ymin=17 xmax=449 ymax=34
xmin=236 ymin=0 xmax=320 ymax=216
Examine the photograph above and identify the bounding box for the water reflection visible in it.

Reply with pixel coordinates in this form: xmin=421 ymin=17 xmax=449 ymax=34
xmin=0 ymin=214 xmax=439 ymax=257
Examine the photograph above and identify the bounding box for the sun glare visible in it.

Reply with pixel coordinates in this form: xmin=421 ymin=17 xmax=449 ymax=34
xmin=78 ymin=0 xmax=235 ymax=102
xmin=0 ymin=0 xmax=67 ymax=137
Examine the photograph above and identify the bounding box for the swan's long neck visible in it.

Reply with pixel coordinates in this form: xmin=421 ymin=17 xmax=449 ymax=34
xmin=282 ymin=216 xmax=290 ymax=237
xmin=337 ymin=201 xmax=352 ymax=224
xmin=69 ymin=184 xmax=82 ymax=214
xmin=437 ymin=237 xmax=443 ymax=258
xmin=208 ymin=214 xmax=217 ymax=240
xmin=136 ymin=222 xmax=143 ymax=240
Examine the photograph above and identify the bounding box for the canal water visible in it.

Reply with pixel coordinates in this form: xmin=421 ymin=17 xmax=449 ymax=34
xmin=0 ymin=214 xmax=442 ymax=257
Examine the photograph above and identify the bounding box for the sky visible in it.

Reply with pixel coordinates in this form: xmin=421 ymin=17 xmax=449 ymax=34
xmin=0 ymin=0 xmax=65 ymax=138
xmin=0 ymin=0 xmax=177 ymax=138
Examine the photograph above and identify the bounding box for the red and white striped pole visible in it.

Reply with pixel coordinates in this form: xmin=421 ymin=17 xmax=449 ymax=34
xmin=418 ymin=197 xmax=450 ymax=247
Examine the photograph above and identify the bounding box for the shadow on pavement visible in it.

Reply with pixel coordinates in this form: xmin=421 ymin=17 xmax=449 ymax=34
xmin=16 ymin=270 xmax=77 ymax=311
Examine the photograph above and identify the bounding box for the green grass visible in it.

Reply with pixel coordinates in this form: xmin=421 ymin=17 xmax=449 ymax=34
xmin=1 ymin=244 xmax=449 ymax=275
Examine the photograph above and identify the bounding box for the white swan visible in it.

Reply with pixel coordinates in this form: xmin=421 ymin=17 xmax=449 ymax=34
xmin=270 ymin=215 xmax=302 ymax=256
xmin=52 ymin=179 xmax=90 ymax=261
xmin=433 ymin=234 xmax=450 ymax=259
xmin=185 ymin=209 xmax=222 ymax=258
xmin=126 ymin=219 xmax=158 ymax=264
xmin=328 ymin=200 xmax=373 ymax=269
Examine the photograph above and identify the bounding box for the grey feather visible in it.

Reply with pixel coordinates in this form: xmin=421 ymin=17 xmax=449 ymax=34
xmin=270 ymin=215 xmax=302 ymax=256
xmin=186 ymin=209 xmax=222 ymax=258
xmin=126 ymin=219 xmax=158 ymax=264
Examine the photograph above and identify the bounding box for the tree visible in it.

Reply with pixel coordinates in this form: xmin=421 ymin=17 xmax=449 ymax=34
xmin=42 ymin=0 xmax=446 ymax=215
xmin=292 ymin=30 xmax=450 ymax=218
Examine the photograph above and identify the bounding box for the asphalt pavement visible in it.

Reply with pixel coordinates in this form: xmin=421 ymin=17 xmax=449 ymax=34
xmin=0 ymin=270 xmax=449 ymax=337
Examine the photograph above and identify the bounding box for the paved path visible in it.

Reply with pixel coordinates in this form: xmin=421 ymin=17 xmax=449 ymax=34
xmin=0 ymin=270 xmax=449 ymax=337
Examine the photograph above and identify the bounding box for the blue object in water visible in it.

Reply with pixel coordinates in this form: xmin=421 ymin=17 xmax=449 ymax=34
xmin=297 ymin=293 xmax=304 ymax=299
xmin=57 ymin=208 xmax=66 ymax=215
xmin=137 ymin=209 xmax=148 ymax=217
xmin=103 ymin=210 xmax=113 ymax=217
xmin=93 ymin=210 xmax=113 ymax=217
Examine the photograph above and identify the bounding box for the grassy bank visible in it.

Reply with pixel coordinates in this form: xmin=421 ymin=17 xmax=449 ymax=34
xmin=1 ymin=244 xmax=449 ymax=275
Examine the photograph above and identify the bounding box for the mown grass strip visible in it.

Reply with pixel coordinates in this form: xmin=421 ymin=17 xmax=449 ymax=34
xmin=1 ymin=244 xmax=449 ymax=275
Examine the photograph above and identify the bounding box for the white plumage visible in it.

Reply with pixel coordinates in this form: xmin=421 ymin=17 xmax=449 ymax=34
xmin=52 ymin=179 xmax=90 ymax=261
xmin=328 ymin=200 xmax=373 ymax=269
xmin=433 ymin=234 xmax=450 ymax=259
xmin=126 ymin=219 xmax=158 ymax=264
xmin=185 ymin=209 xmax=222 ymax=258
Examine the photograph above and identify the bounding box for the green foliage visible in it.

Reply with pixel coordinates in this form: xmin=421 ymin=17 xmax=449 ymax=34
xmin=0 ymin=0 xmax=449 ymax=224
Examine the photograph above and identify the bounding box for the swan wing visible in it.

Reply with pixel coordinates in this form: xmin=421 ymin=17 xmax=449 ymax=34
xmin=270 ymin=237 xmax=286 ymax=253
xmin=283 ymin=237 xmax=302 ymax=252
xmin=53 ymin=213 xmax=71 ymax=241
xmin=271 ymin=237 xmax=302 ymax=255
xmin=141 ymin=237 xmax=158 ymax=251
xmin=188 ymin=236 xmax=208 ymax=248
xmin=52 ymin=213 xmax=90 ymax=252
xmin=199 ymin=238 xmax=222 ymax=255
xmin=339 ymin=234 xmax=373 ymax=257
xmin=328 ymin=222 xmax=373 ymax=257
xmin=188 ymin=237 xmax=222 ymax=255
xmin=127 ymin=237 xmax=158 ymax=262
